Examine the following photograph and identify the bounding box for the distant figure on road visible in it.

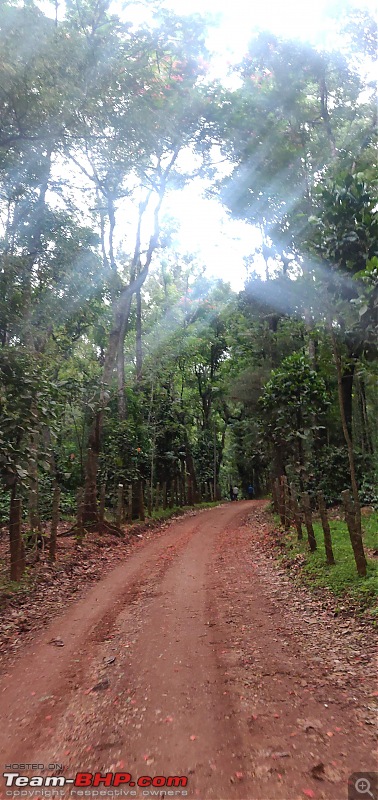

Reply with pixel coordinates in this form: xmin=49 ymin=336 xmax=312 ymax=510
xmin=233 ymin=486 xmax=239 ymax=501
xmin=229 ymin=484 xmax=234 ymax=502
xmin=247 ymin=483 xmax=254 ymax=500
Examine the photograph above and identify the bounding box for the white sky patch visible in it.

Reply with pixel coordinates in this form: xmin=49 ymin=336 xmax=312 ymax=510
xmin=173 ymin=0 xmax=333 ymax=53
xmin=164 ymin=183 xmax=261 ymax=289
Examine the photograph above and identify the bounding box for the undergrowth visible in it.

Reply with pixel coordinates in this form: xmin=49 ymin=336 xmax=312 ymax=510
xmin=273 ymin=510 xmax=378 ymax=619
xmin=149 ymin=501 xmax=221 ymax=522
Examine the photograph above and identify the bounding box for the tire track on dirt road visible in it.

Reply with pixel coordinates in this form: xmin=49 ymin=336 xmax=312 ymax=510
xmin=1 ymin=501 xmax=375 ymax=800
xmin=0 ymin=509 xmax=212 ymax=767
xmin=0 ymin=503 xmax=250 ymax=800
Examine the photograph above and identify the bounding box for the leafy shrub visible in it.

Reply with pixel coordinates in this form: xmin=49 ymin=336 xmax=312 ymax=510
xmin=310 ymin=446 xmax=375 ymax=505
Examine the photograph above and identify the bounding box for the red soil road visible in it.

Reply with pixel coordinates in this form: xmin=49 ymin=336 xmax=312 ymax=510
xmin=0 ymin=501 xmax=376 ymax=800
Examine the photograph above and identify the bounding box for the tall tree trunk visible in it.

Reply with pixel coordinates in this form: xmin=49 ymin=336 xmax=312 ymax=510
xmin=341 ymin=360 xmax=356 ymax=441
xmin=272 ymin=445 xmax=285 ymax=482
xmin=83 ymin=312 xmax=131 ymax=524
xmin=28 ymin=424 xmax=42 ymax=532
xmin=357 ymin=374 xmax=374 ymax=455
xmin=9 ymin=493 xmax=24 ymax=582
xmin=81 ymin=151 xmax=180 ymax=526
xmin=82 ymin=210 xmax=161 ymax=524
xmin=319 ymin=76 xmax=337 ymax=158
xmin=136 ymin=288 xmax=143 ymax=382
xmin=185 ymin=444 xmax=199 ymax=505
xmin=23 ymin=153 xmax=53 ymax=531
xmin=330 ymin=330 xmax=361 ymax=536
xmin=117 ymin=341 xmax=126 ymax=420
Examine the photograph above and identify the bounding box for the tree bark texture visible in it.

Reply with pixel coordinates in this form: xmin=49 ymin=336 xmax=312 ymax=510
xmin=9 ymin=497 xmax=24 ymax=581
xmin=301 ymin=492 xmax=317 ymax=552
xmin=341 ymin=489 xmax=367 ymax=577
xmin=317 ymin=491 xmax=335 ymax=566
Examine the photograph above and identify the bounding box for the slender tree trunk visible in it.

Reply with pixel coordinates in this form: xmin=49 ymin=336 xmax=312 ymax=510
xmin=330 ymin=331 xmax=361 ymax=536
xmin=147 ymin=485 xmax=152 ymax=516
xmin=317 ymin=491 xmax=335 ymax=566
xmin=138 ymin=480 xmax=145 ymax=521
xmin=117 ymin=343 xmax=126 ymax=420
xmin=49 ymin=486 xmax=60 ymax=563
xmin=82 ymin=169 xmax=174 ymax=526
xmin=272 ymin=446 xmax=285 ymax=482
xmin=290 ymin=484 xmax=303 ymax=541
xmin=28 ymin=430 xmax=42 ymax=533
xmin=271 ymin=480 xmax=279 ymax=513
xmin=301 ymin=493 xmax=317 ymax=552
xmin=155 ymin=482 xmax=161 ymax=511
xmin=341 ymin=361 xmax=356 ymax=441
xmin=76 ymin=488 xmax=84 ymax=544
xmin=83 ymin=289 xmax=137 ymax=524
xmin=9 ymin=495 xmax=24 ymax=581
xmin=181 ymin=463 xmax=187 ymax=506
xmin=127 ymin=485 xmax=133 ymax=522
xmin=115 ymin=484 xmax=124 ymax=528
xmin=319 ymin=76 xmax=337 ymax=157
xmin=277 ymin=478 xmax=286 ymax=527
xmin=341 ymin=490 xmax=367 ymax=577
xmin=136 ymin=288 xmax=143 ymax=382
xmin=357 ymin=375 xmax=374 ymax=455
xmin=99 ymin=484 xmax=106 ymax=524
xmin=185 ymin=444 xmax=199 ymax=504
xmin=281 ymin=476 xmax=290 ymax=530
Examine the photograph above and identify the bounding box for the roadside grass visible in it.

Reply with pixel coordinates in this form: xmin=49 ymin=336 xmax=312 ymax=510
xmin=275 ymin=510 xmax=378 ymax=618
xmin=149 ymin=500 xmax=222 ymax=522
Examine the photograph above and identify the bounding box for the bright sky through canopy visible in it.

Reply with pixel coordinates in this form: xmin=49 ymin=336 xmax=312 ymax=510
xmin=109 ymin=0 xmax=376 ymax=288
xmin=126 ymin=0 xmax=375 ymax=289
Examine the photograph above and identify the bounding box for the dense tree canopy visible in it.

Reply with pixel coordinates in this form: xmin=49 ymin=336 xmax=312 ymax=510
xmin=0 ymin=0 xmax=377 ymax=580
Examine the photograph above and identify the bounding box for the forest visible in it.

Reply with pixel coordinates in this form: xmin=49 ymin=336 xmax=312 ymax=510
xmin=0 ymin=0 xmax=377 ymax=588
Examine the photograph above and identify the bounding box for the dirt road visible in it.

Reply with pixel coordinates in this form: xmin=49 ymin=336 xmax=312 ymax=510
xmin=0 ymin=502 xmax=376 ymax=800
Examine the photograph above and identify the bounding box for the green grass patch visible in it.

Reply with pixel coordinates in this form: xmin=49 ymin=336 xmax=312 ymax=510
xmin=149 ymin=501 xmax=222 ymax=523
xmin=276 ymin=511 xmax=378 ymax=617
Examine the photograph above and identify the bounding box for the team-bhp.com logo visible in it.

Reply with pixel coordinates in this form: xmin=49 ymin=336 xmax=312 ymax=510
xmin=3 ymin=772 xmax=188 ymax=794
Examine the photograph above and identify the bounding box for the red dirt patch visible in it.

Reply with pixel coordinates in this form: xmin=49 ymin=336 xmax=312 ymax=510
xmin=0 ymin=501 xmax=376 ymax=800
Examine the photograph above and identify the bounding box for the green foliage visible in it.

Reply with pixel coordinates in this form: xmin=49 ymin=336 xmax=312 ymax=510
xmin=219 ymin=29 xmax=374 ymax=250
xmin=278 ymin=512 xmax=378 ymax=615
xmin=359 ymin=476 xmax=378 ymax=508
xmin=308 ymin=446 xmax=375 ymax=506
xmin=308 ymin=173 xmax=378 ymax=354
xmin=0 ymin=348 xmax=58 ymax=488
xmin=0 ymin=0 xmax=376 ymax=554
xmin=259 ymin=352 xmax=329 ymax=448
